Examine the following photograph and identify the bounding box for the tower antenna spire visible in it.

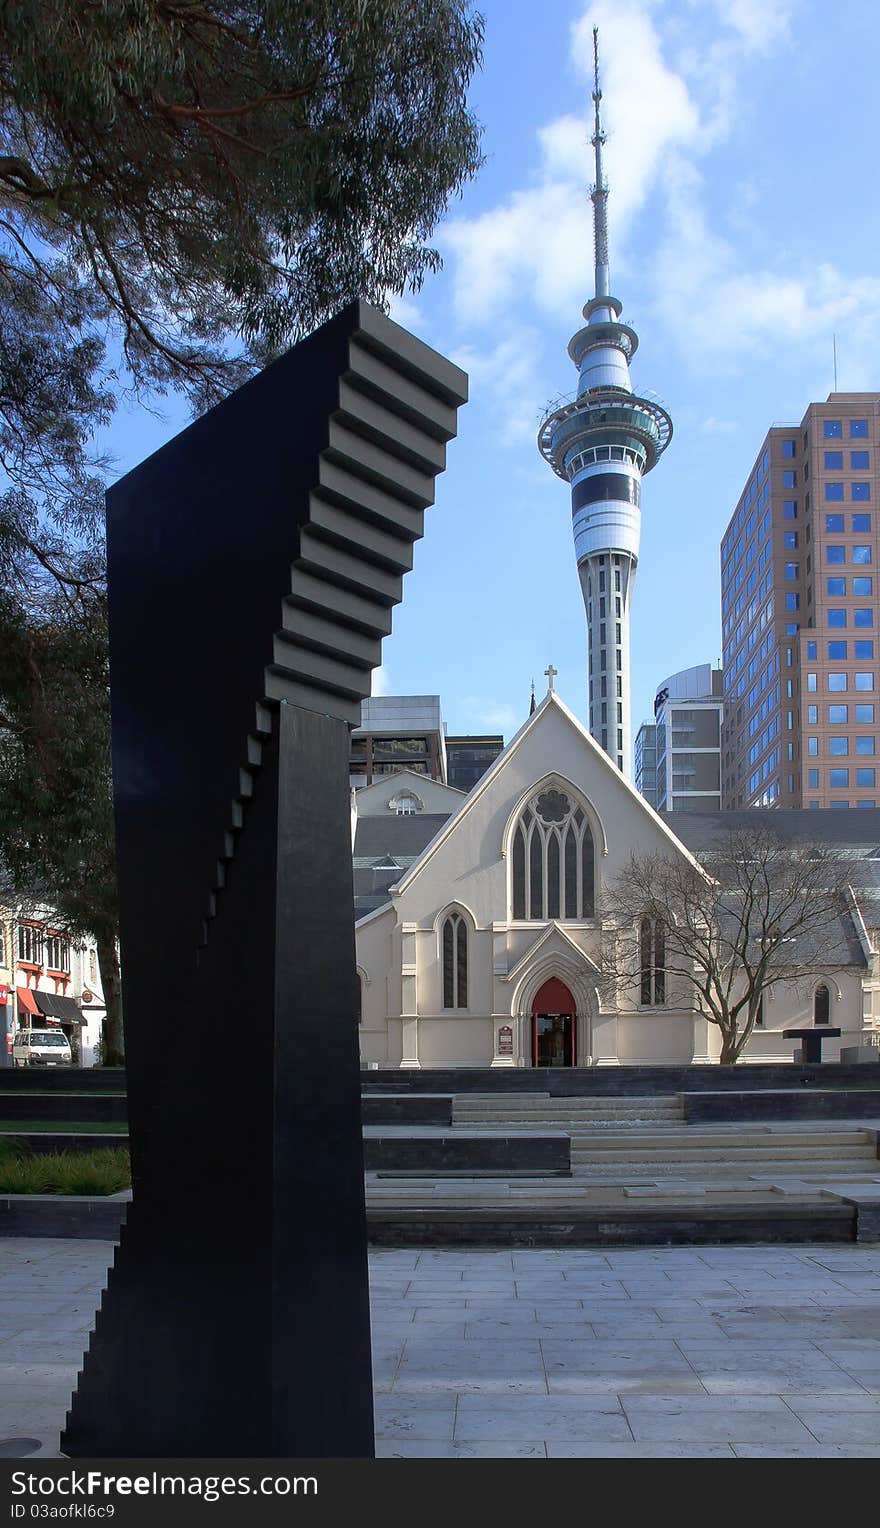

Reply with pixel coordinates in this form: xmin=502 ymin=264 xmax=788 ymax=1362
xmin=591 ymin=25 xmax=610 ymax=299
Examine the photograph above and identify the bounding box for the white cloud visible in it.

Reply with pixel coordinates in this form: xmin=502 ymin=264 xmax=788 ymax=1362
xmin=461 ymin=697 xmax=519 ymax=731
xmin=701 ymin=0 xmax=793 ymax=52
xmin=385 ymin=292 xmax=424 ymax=332
xmin=654 ymin=159 xmax=880 ymax=371
xmin=371 ymin=664 xmax=391 ymax=697
xmin=443 ymin=0 xmax=880 ymax=385
xmin=451 ymin=326 xmax=548 ymax=445
xmin=700 ymin=415 xmax=739 ymax=434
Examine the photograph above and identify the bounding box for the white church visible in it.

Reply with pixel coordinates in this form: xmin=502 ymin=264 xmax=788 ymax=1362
xmin=354 ymin=687 xmax=880 ymax=1070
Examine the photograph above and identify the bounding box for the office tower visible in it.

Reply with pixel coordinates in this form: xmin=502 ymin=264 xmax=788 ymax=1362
xmin=721 ymin=393 xmax=880 ymax=808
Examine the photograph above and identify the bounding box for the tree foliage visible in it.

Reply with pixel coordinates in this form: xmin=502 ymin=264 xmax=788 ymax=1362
xmin=600 ymin=825 xmax=860 ymax=1064
xmin=0 ymin=0 xmax=485 ymax=1060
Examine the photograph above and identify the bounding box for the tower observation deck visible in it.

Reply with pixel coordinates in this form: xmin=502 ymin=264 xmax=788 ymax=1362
xmin=538 ymin=28 xmax=672 ymax=777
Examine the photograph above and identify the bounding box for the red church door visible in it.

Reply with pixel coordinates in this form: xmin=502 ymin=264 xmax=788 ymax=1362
xmin=531 ymin=977 xmax=576 ymax=1068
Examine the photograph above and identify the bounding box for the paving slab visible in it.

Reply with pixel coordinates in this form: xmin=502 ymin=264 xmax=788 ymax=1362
xmin=6 ymin=1238 xmax=880 ymax=1458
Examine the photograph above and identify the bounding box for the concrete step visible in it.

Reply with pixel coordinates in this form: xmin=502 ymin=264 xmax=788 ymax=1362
xmin=568 ymin=1142 xmax=873 ymax=1161
xmin=568 ymin=1128 xmax=876 ymax=1149
xmin=453 ymin=1101 xmax=684 ymax=1112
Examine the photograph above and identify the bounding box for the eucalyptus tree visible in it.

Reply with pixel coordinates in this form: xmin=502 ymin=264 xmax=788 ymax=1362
xmin=0 ymin=0 xmax=484 ymax=1061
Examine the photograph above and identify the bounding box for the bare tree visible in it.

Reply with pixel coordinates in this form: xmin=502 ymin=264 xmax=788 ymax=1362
xmin=600 ymin=824 xmax=861 ymax=1064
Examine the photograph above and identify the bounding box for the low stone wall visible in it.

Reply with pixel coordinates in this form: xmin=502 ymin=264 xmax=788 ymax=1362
xmin=0 ymin=1194 xmax=128 ymax=1238
xmin=0 ymin=1069 xmax=127 ymax=1092
xmin=683 ymin=1091 xmax=880 ymax=1123
xmin=0 ymin=1093 xmax=127 ymax=1123
xmin=362 ymin=1062 xmax=880 ymax=1097
xmin=361 ymin=1095 xmax=452 ymax=1126
xmin=363 ymin=1130 xmax=570 ymax=1175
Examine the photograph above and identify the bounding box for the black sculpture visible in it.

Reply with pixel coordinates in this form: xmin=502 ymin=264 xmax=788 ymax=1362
xmin=61 ymin=301 xmax=467 ymax=1458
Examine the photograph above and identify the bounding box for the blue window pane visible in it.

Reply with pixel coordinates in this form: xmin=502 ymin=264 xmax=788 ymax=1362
xmin=828 ymin=705 xmax=848 ymax=723
xmin=850 ymin=420 xmax=868 ymax=438
xmin=853 ymin=513 xmax=872 ymax=531
xmin=827 ymin=609 xmax=846 ymax=627
xmin=857 ymin=737 xmax=875 ymax=755
xmin=856 ymin=704 xmax=875 ymax=722
xmin=826 ymin=545 xmax=845 ymax=563
xmin=852 ymin=451 xmax=870 ymax=469
xmin=806 ymin=641 xmax=817 ymax=659
xmin=857 ymin=768 xmax=876 ymax=787
xmin=824 ymin=451 xmax=843 ymax=469
xmin=855 ymin=641 xmax=875 ymax=659
xmin=855 ymin=609 xmax=873 ymax=627
xmin=785 ymin=562 xmax=798 ymax=579
xmin=808 ymin=705 xmax=818 ymax=722
xmin=858 ymin=800 xmax=876 ymax=807
xmin=785 ymin=623 xmax=799 ymax=635
xmin=808 ymin=801 xmax=820 ymax=809
xmin=829 ymin=800 xmax=850 ymax=809
xmin=829 ymin=673 xmax=848 ymax=691
xmin=854 ymin=576 xmax=873 ymax=595
xmin=828 ymin=641 xmax=847 ymax=658
xmin=829 ymin=737 xmax=849 ymax=755
xmin=852 ymin=485 xmax=871 ymax=503
xmin=855 ymin=673 xmax=875 ymax=690
xmin=782 ymin=439 xmax=795 ymax=458
xmin=824 ymin=420 xmax=843 ymax=438
xmin=785 ymin=593 xmax=799 ymax=610
xmin=853 ymin=546 xmax=872 ymax=564
xmin=783 ymin=500 xmax=797 ymax=518
xmin=825 ymin=485 xmax=844 ymax=502
xmin=829 ymin=768 xmax=849 ymax=786
xmin=808 ymin=769 xmax=820 ymax=788
xmin=807 ymin=737 xmax=818 ymax=756
xmin=827 ymin=577 xmax=846 ymax=595
xmin=782 ymin=470 xmax=796 ymax=488
xmin=784 ymin=531 xmax=798 ymax=549
xmin=807 ymin=673 xmax=817 ymax=691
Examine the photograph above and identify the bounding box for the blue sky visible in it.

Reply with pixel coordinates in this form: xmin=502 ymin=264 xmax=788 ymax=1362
xmin=107 ymin=0 xmax=880 ymax=752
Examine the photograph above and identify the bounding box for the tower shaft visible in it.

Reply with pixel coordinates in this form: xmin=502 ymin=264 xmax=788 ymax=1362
xmin=537 ymin=26 xmax=671 ymax=776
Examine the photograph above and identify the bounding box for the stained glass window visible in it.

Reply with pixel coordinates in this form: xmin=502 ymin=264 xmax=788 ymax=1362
xmin=442 ymin=912 xmax=468 ymax=1009
xmin=511 ymin=789 xmax=595 ymax=920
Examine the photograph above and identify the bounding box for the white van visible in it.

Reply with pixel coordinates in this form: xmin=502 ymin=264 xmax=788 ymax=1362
xmin=12 ymin=1028 xmax=73 ymax=1068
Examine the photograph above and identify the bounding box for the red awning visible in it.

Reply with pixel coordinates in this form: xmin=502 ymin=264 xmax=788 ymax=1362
xmin=16 ymin=986 xmax=40 ymax=1016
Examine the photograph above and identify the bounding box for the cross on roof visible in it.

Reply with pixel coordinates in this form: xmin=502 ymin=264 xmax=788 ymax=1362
xmin=544 ymin=664 xmax=557 ymax=692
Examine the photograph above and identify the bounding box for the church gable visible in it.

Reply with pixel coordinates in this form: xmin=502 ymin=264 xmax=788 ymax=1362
xmin=390 ymin=691 xmax=697 ymax=928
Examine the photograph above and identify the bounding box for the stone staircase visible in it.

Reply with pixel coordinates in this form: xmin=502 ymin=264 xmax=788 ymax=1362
xmin=451 ymin=1092 xmax=880 ymax=1183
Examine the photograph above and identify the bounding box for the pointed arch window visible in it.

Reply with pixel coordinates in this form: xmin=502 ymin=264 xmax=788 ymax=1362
xmin=640 ymin=917 xmax=666 ymax=1006
xmin=511 ymin=788 xmax=594 ymax=920
xmin=814 ymin=983 xmax=830 ymax=1024
xmin=442 ymin=912 xmax=468 ymax=1010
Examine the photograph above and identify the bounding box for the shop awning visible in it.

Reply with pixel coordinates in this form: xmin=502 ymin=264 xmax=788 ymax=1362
xmin=16 ymin=986 xmax=40 ymax=1016
xmin=31 ymin=991 xmax=84 ymax=1025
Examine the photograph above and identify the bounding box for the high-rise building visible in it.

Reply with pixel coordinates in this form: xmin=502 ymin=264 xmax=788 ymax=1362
xmin=445 ymin=735 xmax=504 ymax=794
xmin=350 ymin=696 xmax=446 ymax=789
xmin=653 ymin=664 xmax=723 ymax=812
xmin=721 ymin=393 xmax=880 ymax=809
xmin=636 ymin=665 xmax=723 ymax=812
xmin=633 ymin=723 xmax=657 ymax=808
xmin=538 ymin=29 xmax=671 ymax=777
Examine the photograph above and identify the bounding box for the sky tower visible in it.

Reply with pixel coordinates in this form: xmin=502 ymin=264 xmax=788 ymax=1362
xmin=538 ymin=28 xmax=672 ymax=777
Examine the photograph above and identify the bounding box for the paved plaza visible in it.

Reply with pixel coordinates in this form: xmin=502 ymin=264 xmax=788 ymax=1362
xmin=2 ymin=1238 xmax=880 ymax=1458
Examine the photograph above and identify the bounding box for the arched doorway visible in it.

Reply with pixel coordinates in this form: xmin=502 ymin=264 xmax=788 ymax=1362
xmin=531 ymin=977 xmax=576 ymax=1068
